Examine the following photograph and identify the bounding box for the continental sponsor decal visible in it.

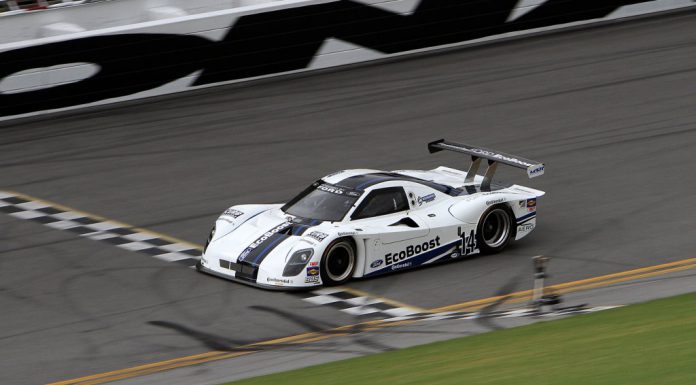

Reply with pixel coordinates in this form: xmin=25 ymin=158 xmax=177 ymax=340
xmin=267 ymin=277 xmax=292 ymax=284
xmin=486 ymin=198 xmax=505 ymax=205
xmin=390 ymin=262 xmax=412 ymax=271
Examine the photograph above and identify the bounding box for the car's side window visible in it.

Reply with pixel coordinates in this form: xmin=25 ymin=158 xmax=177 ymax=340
xmin=351 ymin=187 xmax=409 ymax=220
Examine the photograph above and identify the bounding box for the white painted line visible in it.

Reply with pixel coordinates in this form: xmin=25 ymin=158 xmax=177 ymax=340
xmin=382 ymin=307 xmax=421 ymax=317
xmin=160 ymin=243 xmax=196 ymax=252
xmin=345 ymin=296 xmax=382 ymax=306
xmin=304 ymin=295 xmax=342 ymax=305
xmin=422 ymin=314 xmax=460 ymax=321
xmin=384 ymin=316 xmax=416 ymax=322
xmin=53 ymin=212 xmax=88 ymax=220
xmin=312 ymin=288 xmax=345 ymax=295
xmin=123 ymin=233 xmax=157 ymax=242
xmin=11 ymin=210 xmax=46 ymax=219
xmin=500 ymin=309 xmax=534 ymax=318
xmin=119 ymin=241 xmax=157 ymax=251
xmin=153 ymin=252 xmax=192 ymax=262
xmin=46 ymin=220 xmax=82 ymax=230
xmin=85 ymin=221 xmax=122 ymax=231
xmin=15 ymin=201 xmax=50 ymax=210
xmin=84 ymin=232 xmax=121 ymax=240
xmin=342 ymin=306 xmax=381 ymax=316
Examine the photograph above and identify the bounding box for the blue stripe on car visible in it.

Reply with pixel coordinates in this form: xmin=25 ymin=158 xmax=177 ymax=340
xmin=251 ymin=234 xmax=289 ymax=266
xmin=298 ymin=219 xmax=320 ymax=235
xmin=335 ymin=172 xmax=462 ymax=195
xmin=292 ymin=225 xmax=306 ymax=236
xmin=516 ymin=212 xmax=536 ymax=224
xmin=237 ymin=221 xmax=291 ymax=264
xmin=355 ymin=176 xmax=390 ymax=190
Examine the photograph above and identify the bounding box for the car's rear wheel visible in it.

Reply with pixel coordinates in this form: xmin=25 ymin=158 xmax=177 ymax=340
xmin=321 ymin=238 xmax=356 ymax=285
xmin=477 ymin=205 xmax=515 ymax=254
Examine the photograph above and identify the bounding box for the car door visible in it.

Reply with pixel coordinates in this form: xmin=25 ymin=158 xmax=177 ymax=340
xmin=348 ymin=186 xmax=431 ymax=274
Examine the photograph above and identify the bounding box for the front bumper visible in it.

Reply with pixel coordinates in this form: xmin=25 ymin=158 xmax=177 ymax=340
xmin=195 ymin=260 xmax=315 ymax=291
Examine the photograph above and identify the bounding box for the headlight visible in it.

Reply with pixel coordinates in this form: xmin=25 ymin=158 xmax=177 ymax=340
xmin=282 ymin=249 xmax=314 ymax=277
xmin=203 ymin=225 xmax=216 ymax=254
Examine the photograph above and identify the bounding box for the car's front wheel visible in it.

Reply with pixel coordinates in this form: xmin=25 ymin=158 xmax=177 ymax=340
xmin=477 ymin=205 xmax=515 ymax=254
xmin=321 ymin=238 xmax=356 ymax=286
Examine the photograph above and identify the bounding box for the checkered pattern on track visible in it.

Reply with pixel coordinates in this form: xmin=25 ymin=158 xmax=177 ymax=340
xmin=301 ymin=288 xmax=426 ymax=319
xmin=379 ymin=305 xmax=619 ymax=323
xmin=300 ymin=287 xmax=618 ymax=321
xmin=0 ymin=191 xmax=200 ymax=267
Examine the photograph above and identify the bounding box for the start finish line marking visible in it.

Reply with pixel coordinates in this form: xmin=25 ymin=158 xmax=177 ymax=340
xmin=0 ymin=190 xmax=424 ymax=320
xmin=0 ymin=190 xmax=201 ymax=267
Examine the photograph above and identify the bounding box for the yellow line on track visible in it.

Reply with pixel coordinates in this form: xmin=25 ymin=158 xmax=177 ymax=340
xmin=431 ymin=257 xmax=696 ymax=312
xmin=555 ymin=263 xmax=696 ymax=295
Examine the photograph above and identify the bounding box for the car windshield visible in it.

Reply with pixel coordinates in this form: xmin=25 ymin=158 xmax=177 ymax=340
xmin=282 ymin=182 xmax=361 ymax=222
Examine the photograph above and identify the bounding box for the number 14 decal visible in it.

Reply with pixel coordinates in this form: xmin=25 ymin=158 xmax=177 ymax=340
xmin=458 ymin=227 xmax=477 ymax=256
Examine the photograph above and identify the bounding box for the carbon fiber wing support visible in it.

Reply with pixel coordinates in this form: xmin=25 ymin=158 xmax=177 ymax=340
xmin=428 ymin=139 xmax=545 ymax=190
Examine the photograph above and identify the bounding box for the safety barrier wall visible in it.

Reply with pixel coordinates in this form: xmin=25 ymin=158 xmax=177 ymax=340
xmin=1 ymin=0 xmax=694 ymax=120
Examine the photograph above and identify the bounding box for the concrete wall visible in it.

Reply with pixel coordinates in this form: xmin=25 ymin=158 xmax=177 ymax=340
xmin=1 ymin=0 xmax=694 ymax=120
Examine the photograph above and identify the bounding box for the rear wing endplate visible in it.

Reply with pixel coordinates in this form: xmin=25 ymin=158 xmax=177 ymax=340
xmin=428 ymin=139 xmax=544 ymax=190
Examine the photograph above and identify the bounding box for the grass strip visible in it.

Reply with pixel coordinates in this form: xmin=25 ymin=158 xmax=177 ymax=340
xmin=226 ymin=293 xmax=696 ymax=385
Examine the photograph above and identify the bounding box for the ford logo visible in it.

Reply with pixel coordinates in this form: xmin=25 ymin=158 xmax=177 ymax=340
xmin=370 ymin=260 xmax=383 ymax=268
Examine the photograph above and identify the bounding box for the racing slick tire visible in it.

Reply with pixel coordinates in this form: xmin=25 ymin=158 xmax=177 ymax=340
xmin=321 ymin=238 xmax=356 ymax=286
xmin=477 ymin=205 xmax=515 ymax=254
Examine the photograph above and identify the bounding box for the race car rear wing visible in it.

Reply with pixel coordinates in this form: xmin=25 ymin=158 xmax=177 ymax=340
xmin=428 ymin=139 xmax=544 ymax=190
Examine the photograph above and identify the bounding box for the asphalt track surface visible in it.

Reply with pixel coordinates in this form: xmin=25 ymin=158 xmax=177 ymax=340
xmin=2 ymin=10 xmax=696 ymax=385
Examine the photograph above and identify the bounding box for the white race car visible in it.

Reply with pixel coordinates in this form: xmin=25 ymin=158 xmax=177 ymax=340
xmin=197 ymin=140 xmax=545 ymax=289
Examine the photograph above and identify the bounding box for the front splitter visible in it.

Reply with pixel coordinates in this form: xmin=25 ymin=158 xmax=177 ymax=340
xmin=196 ymin=261 xmax=314 ymax=291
